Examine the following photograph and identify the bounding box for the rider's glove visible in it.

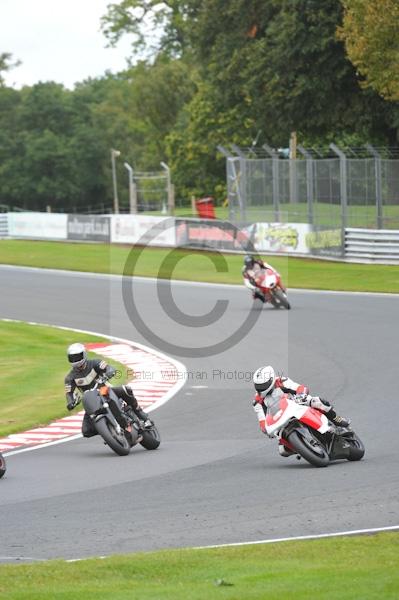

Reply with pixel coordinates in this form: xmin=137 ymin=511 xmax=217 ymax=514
xmin=67 ymin=399 xmax=77 ymax=411
xmin=309 ymin=396 xmax=329 ymax=411
xmin=294 ymin=393 xmax=310 ymax=404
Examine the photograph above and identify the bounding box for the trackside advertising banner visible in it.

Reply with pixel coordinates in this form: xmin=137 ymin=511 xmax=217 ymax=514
xmin=253 ymin=223 xmax=342 ymax=256
xmin=175 ymin=218 xmax=255 ymax=250
xmin=8 ymin=212 xmax=67 ymax=239
xmin=111 ymin=215 xmax=176 ymax=247
xmin=67 ymin=215 xmax=111 ymax=242
xmin=253 ymin=222 xmax=312 ymax=254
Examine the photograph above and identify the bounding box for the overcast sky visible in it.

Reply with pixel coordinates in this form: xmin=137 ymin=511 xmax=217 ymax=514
xmin=1 ymin=0 xmax=133 ymax=89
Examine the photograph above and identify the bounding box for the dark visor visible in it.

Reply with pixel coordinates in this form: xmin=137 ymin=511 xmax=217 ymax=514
xmin=254 ymin=379 xmax=272 ymax=393
xmin=69 ymin=351 xmax=84 ymax=363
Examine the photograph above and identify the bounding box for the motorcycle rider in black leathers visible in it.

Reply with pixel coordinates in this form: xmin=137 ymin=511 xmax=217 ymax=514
xmin=252 ymin=365 xmax=351 ymax=457
xmin=65 ymin=343 xmax=152 ymax=438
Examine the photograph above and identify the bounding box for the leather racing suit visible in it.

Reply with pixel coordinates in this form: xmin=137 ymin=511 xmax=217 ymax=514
xmin=64 ymin=358 xmax=149 ymax=437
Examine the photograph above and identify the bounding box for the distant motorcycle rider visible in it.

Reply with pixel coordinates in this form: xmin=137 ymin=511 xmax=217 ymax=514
xmin=64 ymin=343 xmax=152 ymax=438
xmin=242 ymin=255 xmax=278 ymax=301
xmin=252 ymin=365 xmax=350 ymax=456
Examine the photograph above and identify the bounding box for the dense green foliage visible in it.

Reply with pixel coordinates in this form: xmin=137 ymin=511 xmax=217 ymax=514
xmin=1 ymin=0 xmax=399 ymax=211
xmin=339 ymin=0 xmax=399 ymax=101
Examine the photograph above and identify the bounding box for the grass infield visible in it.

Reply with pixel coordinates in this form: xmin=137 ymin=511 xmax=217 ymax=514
xmin=0 ymin=239 xmax=398 ymax=293
xmin=0 ymin=320 xmax=127 ymax=438
xmin=0 ymin=533 xmax=398 ymax=599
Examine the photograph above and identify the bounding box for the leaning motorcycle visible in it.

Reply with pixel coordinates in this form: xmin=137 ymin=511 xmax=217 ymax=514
xmin=263 ymin=388 xmax=365 ymax=467
xmin=81 ymin=377 xmax=160 ymax=456
xmin=0 ymin=451 xmax=6 ymax=478
xmin=244 ymin=265 xmax=291 ymax=309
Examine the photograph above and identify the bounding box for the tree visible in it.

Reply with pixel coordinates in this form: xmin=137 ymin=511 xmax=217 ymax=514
xmin=0 ymin=52 xmax=20 ymax=86
xmin=101 ymin=0 xmax=192 ymax=57
xmin=338 ymin=0 xmax=399 ymax=101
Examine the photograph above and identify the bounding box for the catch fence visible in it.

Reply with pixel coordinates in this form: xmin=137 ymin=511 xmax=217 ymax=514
xmin=225 ymin=145 xmax=399 ymax=232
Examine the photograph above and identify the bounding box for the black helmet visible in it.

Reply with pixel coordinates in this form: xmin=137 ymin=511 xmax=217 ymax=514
xmin=244 ymin=255 xmax=255 ymax=268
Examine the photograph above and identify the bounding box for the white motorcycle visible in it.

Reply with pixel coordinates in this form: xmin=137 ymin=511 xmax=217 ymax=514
xmin=262 ymin=389 xmax=365 ymax=467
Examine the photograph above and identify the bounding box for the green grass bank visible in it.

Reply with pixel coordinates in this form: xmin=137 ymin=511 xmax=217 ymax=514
xmin=0 ymin=533 xmax=398 ymax=599
xmin=1 ymin=239 xmax=398 ymax=293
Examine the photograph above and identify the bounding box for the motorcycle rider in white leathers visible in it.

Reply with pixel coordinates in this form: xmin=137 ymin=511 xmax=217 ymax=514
xmin=242 ymin=255 xmax=277 ymax=301
xmin=252 ymin=366 xmax=350 ymax=456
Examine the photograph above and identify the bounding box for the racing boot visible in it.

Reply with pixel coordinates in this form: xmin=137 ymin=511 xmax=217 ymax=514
xmin=135 ymin=408 xmax=153 ymax=429
xmin=327 ymin=408 xmax=351 ymax=428
xmin=278 ymin=442 xmax=295 ymax=457
xmin=253 ymin=290 xmax=265 ymax=302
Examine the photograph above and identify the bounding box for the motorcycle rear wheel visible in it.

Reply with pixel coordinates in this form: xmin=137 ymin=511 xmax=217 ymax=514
xmin=0 ymin=452 xmax=6 ymax=478
xmin=140 ymin=425 xmax=161 ymax=450
xmin=272 ymin=289 xmax=291 ymax=310
xmin=95 ymin=418 xmax=130 ymax=456
xmin=287 ymin=430 xmax=329 ymax=467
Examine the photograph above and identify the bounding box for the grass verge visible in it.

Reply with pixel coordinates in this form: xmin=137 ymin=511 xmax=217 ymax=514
xmin=0 ymin=533 xmax=398 ymax=599
xmin=0 ymin=239 xmax=399 ymax=293
xmin=0 ymin=320 xmax=127 ymax=437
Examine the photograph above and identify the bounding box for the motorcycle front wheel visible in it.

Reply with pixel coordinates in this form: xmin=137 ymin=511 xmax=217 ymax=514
xmin=95 ymin=418 xmax=130 ymax=456
xmin=140 ymin=425 xmax=161 ymax=450
xmin=344 ymin=432 xmax=365 ymax=461
xmin=287 ymin=430 xmax=329 ymax=467
xmin=0 ymin=452 xmax=6 ymax=478
xmin=271 ymin=288 xmax=291 ymax=310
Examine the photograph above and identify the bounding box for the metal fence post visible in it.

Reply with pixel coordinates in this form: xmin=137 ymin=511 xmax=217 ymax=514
xmin=217 ymin=145 xmax=235 ymax=221
xmin=111 ymin=148 xmax=121 ymax=214
xmin=289 ymin=131 xmax=298 ymax=205
xmin=124 ymin=162 xmax=137 ymax=214
xmin=263 ymin=144 xmax=280 ymax=221
xmin=298 ymin=145 xmax=314 ymax=225
xmin=330 ymin=143 xmax=347 ymax=257
xmin=366 ymin=144 xmax=383 ymax=229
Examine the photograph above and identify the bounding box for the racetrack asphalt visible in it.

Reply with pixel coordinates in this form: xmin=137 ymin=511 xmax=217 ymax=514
xmin=0 ymin=265 xmax=398 ymax=561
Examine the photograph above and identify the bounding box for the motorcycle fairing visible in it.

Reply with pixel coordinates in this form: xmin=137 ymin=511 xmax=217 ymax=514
xmin=264 ymin=390 xmax=330 ymax=437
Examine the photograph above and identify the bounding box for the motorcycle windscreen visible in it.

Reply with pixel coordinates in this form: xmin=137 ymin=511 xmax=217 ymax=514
xmin=264 ymin=388 xmax=286 ymax=416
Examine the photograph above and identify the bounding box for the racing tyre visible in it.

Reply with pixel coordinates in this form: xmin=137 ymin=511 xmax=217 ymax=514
xmin=95 ymin=418 xmax=130 ymax=456
xmin=287 ymin=430 xmax=330 ymax=467
xmin=0 ymin=452 xmax=6 ymax=478
xmin=345 ymin=433 xmax=365 ymax=461
xmin=140 ymin=425 xmax=161 ymax=450
xmin=272 ymin=289 xmax=291 ymax=310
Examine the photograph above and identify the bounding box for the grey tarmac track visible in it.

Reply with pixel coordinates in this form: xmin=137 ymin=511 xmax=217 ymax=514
xmin=0 ymin=264 xmax=398 ymax=562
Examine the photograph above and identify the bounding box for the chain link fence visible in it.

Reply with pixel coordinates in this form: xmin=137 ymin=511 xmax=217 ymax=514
xmin=226 ymin=145 xmax=399 ymax=232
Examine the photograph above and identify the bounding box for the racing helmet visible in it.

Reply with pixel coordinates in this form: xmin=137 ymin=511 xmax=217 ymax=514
xmin=253 ymin=365 xmax=276 ymax=397
xmin=244 ymin=254 xmax=255 ymax=269
xmin=67 ymin=343 xmax=87 ymax=369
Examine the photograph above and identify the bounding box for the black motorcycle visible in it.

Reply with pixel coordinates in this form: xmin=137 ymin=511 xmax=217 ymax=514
xmin=0 ymin=451 xmax=6 ymax=478
xmin=82 ymin=377 xmax=160 ymax=456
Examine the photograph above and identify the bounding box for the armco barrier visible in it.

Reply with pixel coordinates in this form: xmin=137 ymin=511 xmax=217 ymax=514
xmin=0 ymin=213 xmax=8 ymax=238
xmin=345 ymin=228 xmax=399 ymax=264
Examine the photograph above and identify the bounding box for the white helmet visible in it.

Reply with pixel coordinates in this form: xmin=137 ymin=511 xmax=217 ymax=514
xmin=253 ymin=365 xmax=276 ymax=397
xmin=67 ymin=343 xmax=87 ymax=369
